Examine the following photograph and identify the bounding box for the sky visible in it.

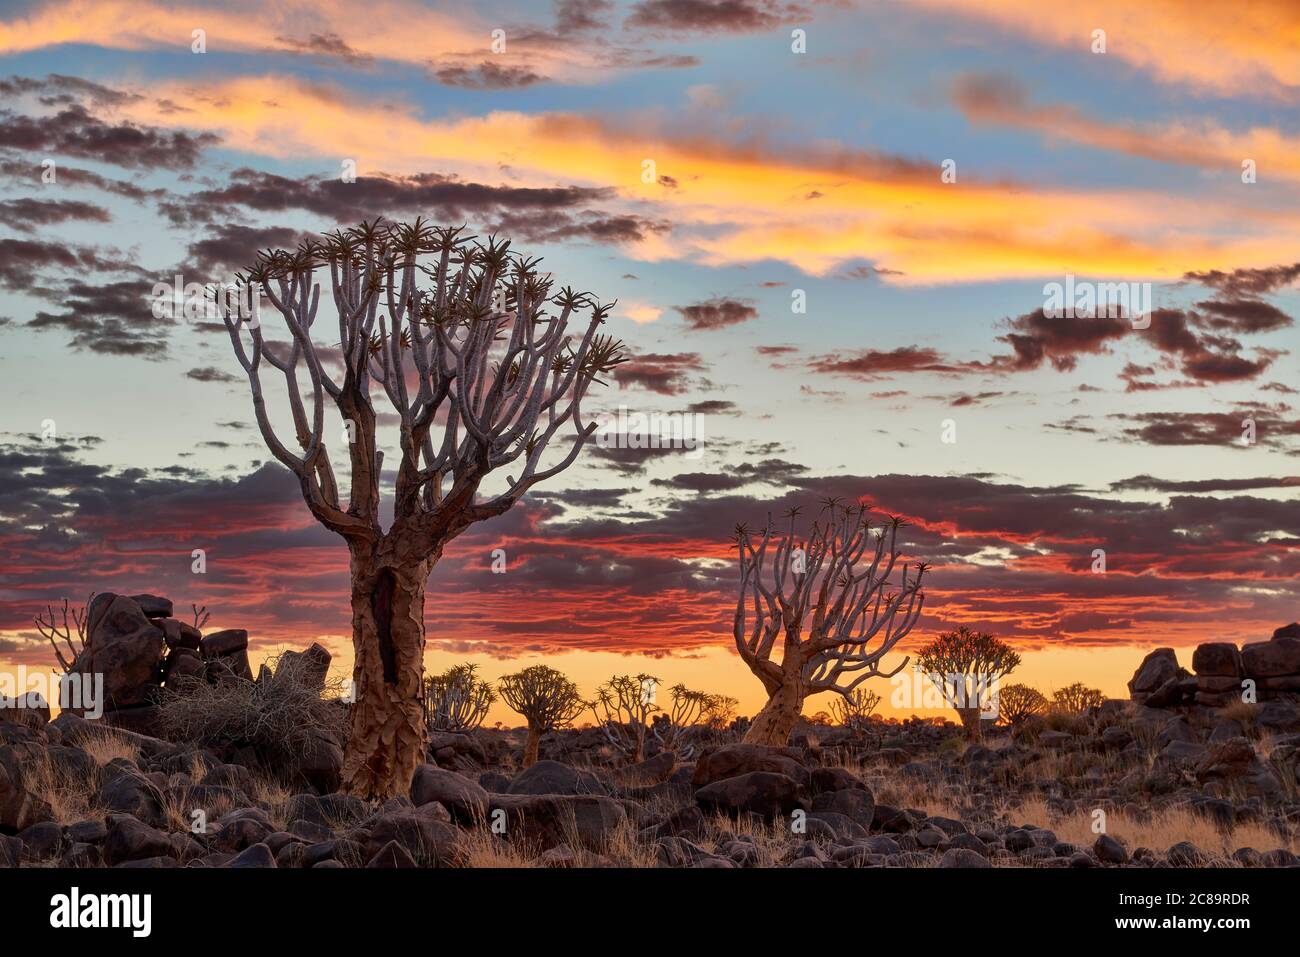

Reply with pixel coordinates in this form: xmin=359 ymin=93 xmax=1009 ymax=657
xmin=0 ymin=0 xmax=1297 ymax=723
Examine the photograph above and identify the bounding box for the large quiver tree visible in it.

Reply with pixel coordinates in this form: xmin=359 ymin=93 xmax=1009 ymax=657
xmin=219 ymin=219 xmax=623 ymax=799
xmin=733 ymin=501 xmax=927 ymax=746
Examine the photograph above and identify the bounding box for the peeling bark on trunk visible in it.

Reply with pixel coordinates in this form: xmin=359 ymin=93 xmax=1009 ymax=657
xmin=341 ymin=541 xmax=432 ymax=800
xmin=523 ymin=724 xmax=542 ymax=767
xmin=743 ymin=676 xmax=806 ymax=746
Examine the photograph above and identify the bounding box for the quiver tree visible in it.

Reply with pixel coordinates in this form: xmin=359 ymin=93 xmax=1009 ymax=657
xmin=423 ymin=663 xmax=495 ymax=732
xmin=830 ymin=687 xmax=881 ymax=732
xmin=218 ymin=220 xmax=624 ymax=798
xmin=650 ymin=684 xmax=721 ymax=758
xmin=1051 ymin=682 xmax=1106 ymax=715
xmin=498 ymin=665 xmax=585 ymax=766
xmin=916 ymin=626 xmax=1020 ymax=740
xmin=733 ymin=502 xmax=927 ymax=746
xmin=995 ymin=683 xmax=1047 ymax=726
xmin=588 ymin=673 xmax=660 ymax=763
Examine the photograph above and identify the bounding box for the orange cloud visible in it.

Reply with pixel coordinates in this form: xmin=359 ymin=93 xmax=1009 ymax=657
xmin=109 ymin=75 xmax=1300 ymax=283
xmin=953 ymin=73 xmax=1300 ymax=181
xmin=914 ymin=0 xmax=1300 ymax=96
xmin=0 ymin=0 xmax=588 ymax=81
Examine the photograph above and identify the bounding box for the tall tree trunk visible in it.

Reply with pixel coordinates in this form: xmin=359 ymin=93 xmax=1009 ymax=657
xmin=743 ymin=676 xmax=806 ymax=746
xmin=523 ymin=724 xmax=542 ymax=767
xmin=957 ymin=707 xmax=983 ymax=741
xmin=341 ymin=542 xmax=431 ymax=800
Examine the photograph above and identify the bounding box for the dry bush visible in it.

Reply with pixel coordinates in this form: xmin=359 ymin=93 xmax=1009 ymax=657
xmin=156 ymin=650 xmax=348 ymax=770
xmin=1005 ymin=797 xmax=1297 ymax=859
xmin=1220 ymin=700 xmax=1260 ymax=727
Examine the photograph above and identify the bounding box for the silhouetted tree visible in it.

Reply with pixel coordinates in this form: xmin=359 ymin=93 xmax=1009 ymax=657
xmin=830 ymin=687 xmax=881 ymax=732
xmin=995 ymin=683 xmax=1047 ymax=726
xmin=219 ymin=221 xmax=623 ymax=798
xmin=423 ymin=663 xmax=494 ymax=732
xmin=1051 ymin=682 xmax=1106 ymax=715
xmin=498 ymin=665 xmax=585 ymax=766
xmin=733 ymin=501 xmax=927 ymax=745
xmin=917 ymin=626 xmax=1020 ymax=740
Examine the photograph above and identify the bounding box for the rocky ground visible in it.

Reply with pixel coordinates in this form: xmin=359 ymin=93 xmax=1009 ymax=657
xmin=3 ymin=592 xmax=1299 ymax=869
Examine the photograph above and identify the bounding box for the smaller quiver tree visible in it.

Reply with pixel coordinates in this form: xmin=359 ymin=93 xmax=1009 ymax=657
xmin=650 ymin=684 xmax=721 ymax=758
xmin=423 ymin=663 xmax=495 ymax=733
xmin=1051 ymin=682 xmax=1106 ymax=716
xmin=498 ymin=665 xmax=585 ymax=766
xmin=588 ymin=673 xmax=660 ymax=763
xmin=995 ymin=683 xmax=1047 ymax=726
xmin=830 ymin=687 xmax=881 ymax=733
xmin=916 ymin=626 xmax=1020 ymax=740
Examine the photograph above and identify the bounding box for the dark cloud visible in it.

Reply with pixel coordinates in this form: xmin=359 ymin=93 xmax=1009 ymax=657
xmin=996 ymin=308 xmax=1129 ymax=372
xmin=626 ymin=0 xmax=808 ymax=33
xmin=1193 ymin=297 xmax=1292 ymax=334
xmin=187 ymin=367 xmax=240 ymax=384
xmin=184 ymin=223 xmax=308 ymax=276
xmin=674 ymin=296 xmax=758 ymax=331
xmin=555 ymin=0 xmax=615 ymax=31
xmin=1111 ymin=474 xmax=1300 ymax=494
xmin=1115 ymin=411 xmax=1300 ymax=449
xmin=0 ymin=197 xmax=111 ymax=233
xmin=807 ymin=346 xmax=977 ymax=379
xmin=274 ymin=32 xmax=374 ymax=65
xmin=1184 ymin=262 xmax=1300 ymax=297
xmin=0 ymin=157 xmax=163 ymax=202
xmin=431 ymin=61 xmax=546 ymax=89
xmin=613 ymin=352 xmax=706 ymax=394
xmin=161 ymin=168 xmax=657 ymax=248
xmin=0 ymin=103 xmax=217 ymax=170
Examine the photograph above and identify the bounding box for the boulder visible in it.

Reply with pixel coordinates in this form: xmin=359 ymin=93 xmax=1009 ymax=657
xmin=129 ymin=594 xmax=173 ymax=618
xmin=1128 ymin=648 xmax=1179 ymax=697
xmin=809 ymin=787 xmax=874 ymax=828
xmin=695 ymin=771 xmax=805 ymax=818
xmin=607 ymin=751 xmax=675 ymax=788
xmin=1192 ymin=642 xmax=1242 ymax=677
xmin=488 ymin=793 xmax=627 ymax=851
xmin=72 ymin=594 xmax=166 ymax=711
xmin=506 ymin=760 xmax=604 ymax=796
xmin=277 ymin=642 xmax=332 ymax=691
xmin=1272 ymin=623 xmax=1300 ymax=640
xmin=691 ymin=743 xmax=810 ymax=788
xmin=363 ymin=808 xmax=460 ymax=865
xmin=201 ymin=629 xmax=249 ymax=658
xmin=1241 ymin=638 xmax=1300 ymax=677
xmin=939 ymin=847 xmax=990 ymax=868
xmin=103 ymin=814 xmax=176 ymax=866
xmin=228 ymin=843 xmax=276 ymax=868
xmin=410 ymin=764 xmax=489 ymax=823
xmin=1093 ymin=834 xmax=1128 ymax=864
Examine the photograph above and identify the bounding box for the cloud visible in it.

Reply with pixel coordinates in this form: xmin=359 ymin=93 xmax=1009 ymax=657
xmin=674 ymin=296 xmax=758 ymax=331
xmin=0 ymin=100 xmax=217 ymax=169
xmin=0 ymin=197 xmax=110 ymax=232
xmin=2 ymin=440 xmax=1295 ymax=657
xmin=1115 ymin=411 xmax=1300 ymax=449
xmin=952 ymin=72 xmax=1300 ymax=179
xmin=916 ymin=0 xmax=1300 ymax=96
xmin=614 ymin=352 xmax=706 ymax=394
xmin=625 ymin=0 xmax=807 ymax=33
xmin=105 ymin=74 xmax=1300 ymax=282
xmin=187 ymin=366 xmax=240 ymax=384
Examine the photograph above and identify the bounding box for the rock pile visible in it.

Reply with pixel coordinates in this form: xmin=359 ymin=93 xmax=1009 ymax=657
xmin=1129 ymin=623 xmax=1300 ymax=712
xmin=64 ymin=592 xmax=259 ymax=734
